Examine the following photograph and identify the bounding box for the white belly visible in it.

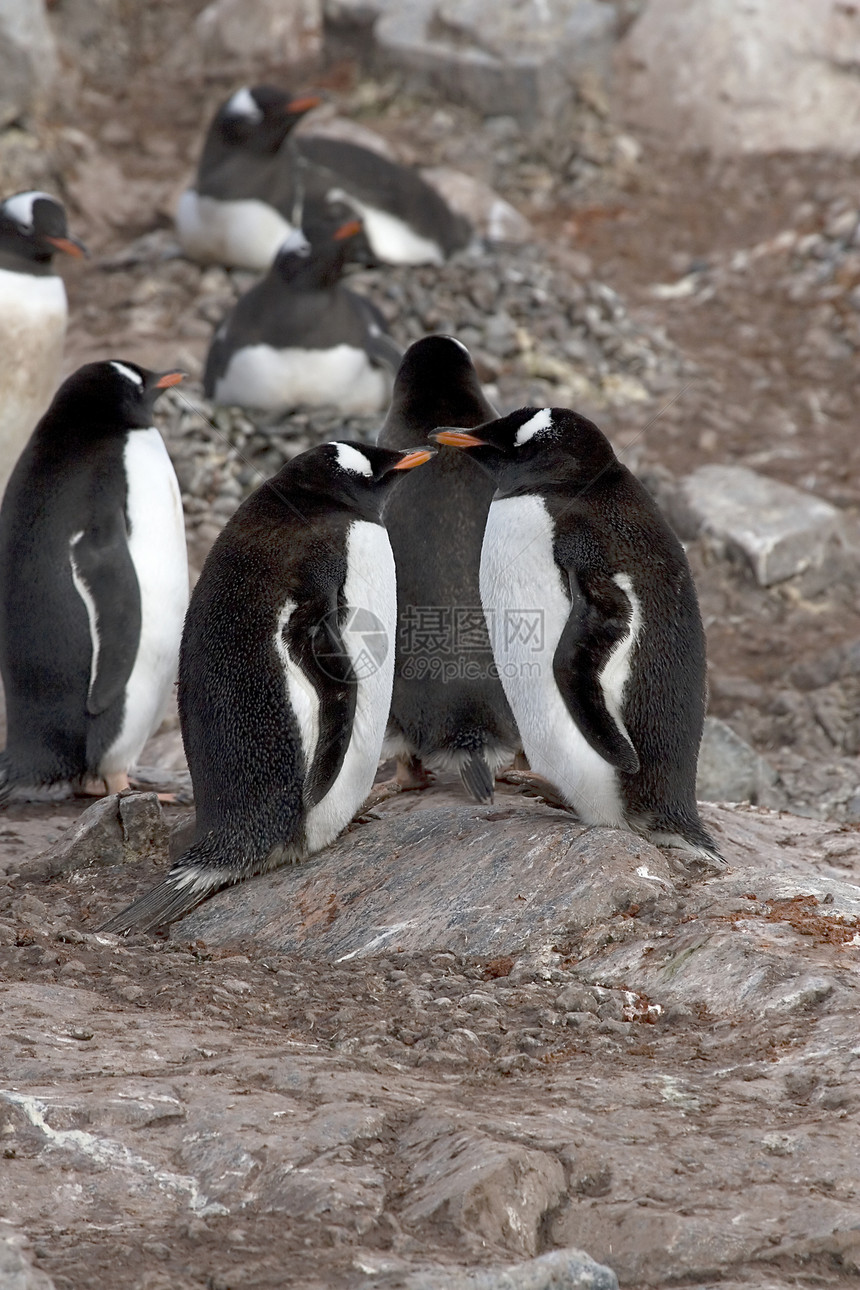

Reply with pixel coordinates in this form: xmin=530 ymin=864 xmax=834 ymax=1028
xmin=0 ymin=268 xmax=66 ymax=502
xmin=276 ymin=521 xmax=396 ymax=855
xmin=175 ymin=189 xmax=292 ymax=271
xmin=480 ymin=494 xmax=626 ymax=827
xmin=215 ymin=343 xmax=389 ymax=414
xmin=327 ymin=188 xmax=443 ymax=265
xmin=98 ymin=428 xmax=189 ymax=775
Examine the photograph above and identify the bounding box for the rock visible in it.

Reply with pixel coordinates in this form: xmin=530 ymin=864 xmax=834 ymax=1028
xmin=373 ymin=0 xmax=617 ymax=127
xmin=618 ymin=0 xmax=860 ymax=155
xmin=194 ymin=0 xmax=322 ymax=65
xmin=421 ymin=167 xmax=533 ymax=244
xmin=0 ymin=1220 xmax=56 ymax=1290
xmin=398 ymin=1247 xmax=619 ymax=1289
xmin=179 ymin=799 xmax=682 ymax=956
xmin=400 ymin=1113 xmax=566 ymax=1256
xmin=673 ymin=464 xmax=846 ymax=587
xmin=0 ymin=0 xmax=58 ymax=129
xmin=696 ymin=716 xmax=778 ymax=804
xmin=17 ymin=793 xmax=168 ymax=881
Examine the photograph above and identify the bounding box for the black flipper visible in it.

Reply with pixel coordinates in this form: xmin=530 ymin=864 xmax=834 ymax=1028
xmin=347 ymin=291 xmax=404 ymax=374
xmin=284 ymin=594 xmax=358 ymax=810
xmin=551 ymin=566 xmax=640 ymax=775
xmin=459 ymin=750 xmax=495 ymax=804
xmin=70 ymin=518 xmax=141 ymax=717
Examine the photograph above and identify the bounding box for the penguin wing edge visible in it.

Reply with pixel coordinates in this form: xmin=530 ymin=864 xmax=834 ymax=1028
xmin=69 ymin=520 xmax=142 ymax=716
xmin=552 ymin=566 xmax=640 ymax=776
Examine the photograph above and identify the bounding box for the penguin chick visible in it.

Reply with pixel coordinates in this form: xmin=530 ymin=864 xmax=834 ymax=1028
xmin=203 ymin=218 xmax=402 ymax=414
xmin=176 ymin=84 xmax=322 ymax=269
xmin=377 ymin=336 xmax=519 ymax=802
xmin=434 ymin=407 xmax=722 ymax=866
xmin=0 ymin=191 xmax=87 ymax=502
xmin=99 ymin=440 xmax=434 ymax=934
xmin=0 ymin=361 xmax=188 ymax=801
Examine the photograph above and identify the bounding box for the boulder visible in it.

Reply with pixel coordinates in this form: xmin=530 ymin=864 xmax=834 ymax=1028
xmin=0 ymin=0 xmax=58 ymax=129
xmin=195 ymin=0 xmax=322 ymax=66
xmin=617 ymin=0 xmax=860 ymax=155
xmin=17 ymin=792 xmax=168 ymax=882
xmin=696 ymin=716 xmax=778 ymax=805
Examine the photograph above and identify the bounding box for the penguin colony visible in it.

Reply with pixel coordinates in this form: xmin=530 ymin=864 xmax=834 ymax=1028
xmin=0 ymin=82 xmax=722 ymax=936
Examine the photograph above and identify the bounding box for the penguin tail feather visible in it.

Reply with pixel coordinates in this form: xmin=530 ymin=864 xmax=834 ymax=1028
xmin=0 ymin=753 xmax=19 ymax=806
xmin=458 ymin=751 xmax=495 ymax=805
xmin=649 ymin=826 xmax=726 ymax=877
xmin=98 ymin=841 xmax=237 ymax=935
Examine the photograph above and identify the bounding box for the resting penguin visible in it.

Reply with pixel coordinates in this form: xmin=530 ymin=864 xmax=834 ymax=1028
xmin=292 ymin=133 xmax=472 ymax=266
xmin=377 ymin=336 xmax=519 ymax=802
xmin=434 ymin=407 xmax=721 ymax=863
xmin=0 ymin=191 xmax=87 ymax=502
xmin=175 ymin=85 xmax=322 ymax=270
xmin=100 ymin=440 xmax=434 ymax=934
xmin=203 ymin=219 xmax=402 ymax=414
xmin=0 ymin=361 xmax=188 ymax=801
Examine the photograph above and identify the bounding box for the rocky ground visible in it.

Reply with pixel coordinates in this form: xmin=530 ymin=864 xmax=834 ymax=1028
xmin=2 ymin=12 xmax=860 ymax=1289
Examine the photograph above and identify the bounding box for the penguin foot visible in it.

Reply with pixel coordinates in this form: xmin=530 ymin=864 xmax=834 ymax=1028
xmin=395 ymin=756 xmax=434 ymax=791
xmin=497 ymin=770 xmax=573 ymax=813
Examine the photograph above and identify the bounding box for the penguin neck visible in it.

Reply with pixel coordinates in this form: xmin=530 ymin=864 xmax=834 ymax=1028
xmin=0 ymin=246 xmax=54 ymax=276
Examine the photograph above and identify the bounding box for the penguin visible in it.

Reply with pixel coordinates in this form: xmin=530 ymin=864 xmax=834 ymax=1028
xmin=203 ymin=217 xmax=402 ymax=414
xmin=100 ymin=440 xmax=434 ymax=934
xmin=0 ymin=191 xmax=87 ymax=502
xmin=377 ymin=336 xmax=519 ymax=803
xmin=433 ymin=407 xmax=721 ymax=864
xmin=292 ymin=134 xmax=473 ymax=265
xmin=175 ymin=85 xmax=322 ymax=270
xmin=0 ymin=361 xmax=189 ymax=801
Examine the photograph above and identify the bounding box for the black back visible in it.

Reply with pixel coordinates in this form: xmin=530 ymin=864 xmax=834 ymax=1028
xmin=195 ymin=86 xmax=314 ymax=209
xmin=377 ymin=337 xmax=518 ymax=767
xmin=0 ymin=362 xmax=171 ymax=788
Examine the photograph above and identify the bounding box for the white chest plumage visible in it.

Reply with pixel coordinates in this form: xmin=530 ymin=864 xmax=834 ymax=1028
xmin=216 ymin=343 xmax=389 ymax=414
xmin=175 ymin=190 xmax=292 ymax=271
xmin=98 ymin=428 xmax=189 ymax=774
xmin=480 ymin=493 xmax=635 ymax=827
xmin=0 ymin=267 xmax=67 ymax=501
xmin=276 ymin=519 xmax=396 ymax=854
xmin=326 ymin=188 xmax=443 ymax=266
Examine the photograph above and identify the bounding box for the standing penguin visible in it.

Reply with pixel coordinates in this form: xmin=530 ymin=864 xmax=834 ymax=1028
xmin=175 ymin=85 xmax=322 ymax=270
xmin=434 ymin=407 xmax=721 ymax=863
xmin=203 ymin=219 xmax=402 ymax=413
xmin=378 ymin=337 xmax=519 ymax=802
xmin=0 ymin=191 xmax=87 ymax=501
xmin=0 ymin=361 xmax=189 ymax=801
xmin=100 ymin=440 xmax=433 ymax=934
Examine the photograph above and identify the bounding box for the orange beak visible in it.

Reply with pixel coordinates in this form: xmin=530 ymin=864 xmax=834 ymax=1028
xmin=334 ymin=218 xmax=363 ymax=241
xmin=45 ymin=235 xmax=88 ymax=259
xmin=287 ymin=94 xmax=323 ymax=115
xmin=392 ymin=448 xmax=435 ymax=470
xmin=155 ymin=371 xmax=185 ymax=389
xmin=432 ymin=429 xmax=488 ymax=448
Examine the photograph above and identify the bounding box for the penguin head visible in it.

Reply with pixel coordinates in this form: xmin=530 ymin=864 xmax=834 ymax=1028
xmin=271 ymin=215 xmax=364 ymax=286
xmin=432 ymin=406 xmax=616 ymax=484
xmin=0 ymin=191 xmax=88 ymax=267
xmin=386 ymin=336 xmax=494 ymax=432
xmin=47 ymin=361 xmax=185 ymax=434
xmin=287 ymin=441 xmax=434 ymax=514
xmin=213 ymin=85 xmax=322 ymax=154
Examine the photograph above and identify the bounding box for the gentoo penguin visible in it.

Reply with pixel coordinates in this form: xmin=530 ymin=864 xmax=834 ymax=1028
xmin=175 ymin=85 xmax=322 ymax=270
xmin=434 ymin=407 xmax=721 ymax=863
xmin=203 ymin=219 xmax=402 ymax=414
xmin=293 ymin=134 xmax=472 ymax=265
xmin=100 ymin=440 xmax=433 ymax=934
xmin=0 ymin=191 xmax=87 ymax=502
xmin=377 ymin=337 xmax=519 ymax=802
xmin=0 ymin=361 xmax=189 ymax=801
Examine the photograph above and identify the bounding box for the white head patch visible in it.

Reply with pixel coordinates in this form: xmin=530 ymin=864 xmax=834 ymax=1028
xmin=224 ymin=87 xmax=264 ymax=123
xmin=110 ymin=361 xmax=144 ymax=388
xmin=332 ymin=443 xmax=373 ymax=477
xmin=3 ymin=191 xmax=54 ymax=231
xmin=514 ymin=408 xmax=553 ymax=447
